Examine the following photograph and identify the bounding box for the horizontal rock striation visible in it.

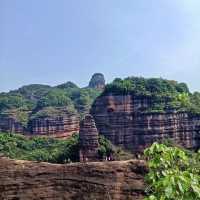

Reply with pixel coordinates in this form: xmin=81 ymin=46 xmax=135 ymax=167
xmin=79 ymin=114 xmax=99 ymax=161
xmin=91 ymin=95 xmax=200 ymax=152
xmin=28 ymin=115 xmax=80 ymax=138
xmin=0 ymin=157 xmax=146 ymax=200
xmin=0 ymin=117 xmax=25 ymax=134
xmin=0 ymin=114 xmax=80 ymax=138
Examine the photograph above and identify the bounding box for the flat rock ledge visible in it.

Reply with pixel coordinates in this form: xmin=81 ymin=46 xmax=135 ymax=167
xmin=0 ymin=157 xmax=146 ymax=200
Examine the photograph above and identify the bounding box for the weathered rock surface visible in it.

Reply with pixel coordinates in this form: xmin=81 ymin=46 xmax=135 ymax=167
xmin=29 ymin=115 xmax=79 ymax=138
xmin=0 ymin=114 xmax=80 ymax=138
xmin=0 ymin=116 xmax=25 ymax=134
xmin=91 ymin=95 xmax=200 ymax=152
xmin=88 ymin=73 xmax=105 ymax=90
xmin=79 ymin=114 xmax=99 ymax=161
xmin=0 ymin=157 xmax=146 ymax=200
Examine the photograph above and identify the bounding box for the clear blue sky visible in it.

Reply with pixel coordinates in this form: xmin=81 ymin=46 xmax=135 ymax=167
xmin=1 ymin=0 xmax=200 ymax=92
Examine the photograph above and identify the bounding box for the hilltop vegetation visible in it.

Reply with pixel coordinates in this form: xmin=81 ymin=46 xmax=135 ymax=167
xmin=0 ymin=80 xmax=101 ymax=126
xmin=104 ymin=77 xmax=200 ymax=114
xmin=1 ymin=75 xmax=200 ymax=127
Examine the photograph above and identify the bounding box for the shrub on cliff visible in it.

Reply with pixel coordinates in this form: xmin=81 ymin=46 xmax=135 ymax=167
xmin=144 ymin=143 xmax=200 ymax=200
xmin=103 ymin=76 xmax=200 ymax=115
xmin=98 ymin=135 xmax=114 ymax=159
xmin=98 ymin=135 xmax=133 ymax=160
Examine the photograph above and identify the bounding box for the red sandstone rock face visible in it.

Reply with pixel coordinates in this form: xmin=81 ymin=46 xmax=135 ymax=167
xmin=29 ymin=115 xmax=80 ymax=138
xmin=0 ymin=117 xmax=26 ymax=134
xmin=79 ymin=114 xmax=99 ymax=161
xmin=0 ymin=157 xmax=146 ymax=200
xmin=0 ymin=115 xmax=80 ymax=138
xmin=91 ymin=95 xmax=200 ymax=152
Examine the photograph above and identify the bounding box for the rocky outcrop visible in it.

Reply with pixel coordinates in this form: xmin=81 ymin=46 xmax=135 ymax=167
xmin=0 ymin=117 xmax=25 ymax=134
xmin=89 ymin=73 xmax=105 ymax=90
xmin=79 ymin=114 xmax=99 ymax=161
xmin=91 ymin=95 xmax=200 ymax=152
xmin=0 ymin=113 xmax=80 ymax=138
xmin=0 ymin=157 xmax=146 ymax=200
xmin=28 ymin=114 xmax=80 ymax=138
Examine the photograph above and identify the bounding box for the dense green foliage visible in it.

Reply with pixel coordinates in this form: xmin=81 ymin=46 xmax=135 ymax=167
xmin=104 ymin=77 xmax=200 ymax=114
xmin=98 ymin=135 xmax=133 ymax=160
xmin=98 ymin=135 xmax=114 ymax=158
xmin=0 ymin=81 xmax=101 ymax=124
xmin=0 ymin=132 xmax=124 ymax=163
xmin=144 ymin=143 xmax=200 ymax=200
xmin=104 ymin=77 xmax=189 ymax=96
xmin=0 ymin=132 xmax=80 ymax=163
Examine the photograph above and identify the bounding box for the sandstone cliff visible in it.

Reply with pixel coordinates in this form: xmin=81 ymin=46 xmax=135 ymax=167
xmin=0 ymin=157 xmax=146 ymax=200
xmin=0 ymin=113 xmax=80 ymax=138
xmin=0 ymin=116 xmax=25 ymax=134
xmin=28 ymin=115 xmax=79 ymax=138
xmin=91 ymin=95 xmax=200 ymax=152
xmin=0 ymin=73 xmax=102 ymax=137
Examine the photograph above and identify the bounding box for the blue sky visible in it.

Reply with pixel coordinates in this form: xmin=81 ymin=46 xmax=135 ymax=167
xmin=1 ymin=0 xmax=200 ymax=92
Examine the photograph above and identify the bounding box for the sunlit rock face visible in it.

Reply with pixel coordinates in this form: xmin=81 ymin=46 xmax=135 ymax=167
xmin=0 ymin=113 xmax=80 ymax=138
xmin=91 ymin=94 xmax=200 ymax=152
xmin=79 ymin=114 xmax=99 ymax=161
xmin=28 ymin=114 xmax=80 ymax=138
xmin=88 ymin=73 xmax=106 ymax=90
xmin=0 ymin=157 xmax=146 ymax=200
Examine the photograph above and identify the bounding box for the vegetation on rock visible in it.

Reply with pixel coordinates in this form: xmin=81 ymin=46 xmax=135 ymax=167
xmin=0 ymin=132 xmax=126 ymax=163
xmin=103 ymin=77 xmax=200 ymax=114
xmin=98 ymin=135 xmax=133 ymax=160
xmin=144 ymin=143 xmax=200 ymax=200
xmin=0 ymin=79 xmax=101 ymax=125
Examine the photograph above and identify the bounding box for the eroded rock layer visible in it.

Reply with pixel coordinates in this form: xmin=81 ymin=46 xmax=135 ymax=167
xmin=29 ymin=115 xmax=80 ymax=138
xmin=0 ymin=117 xmax=25 ymax=134
xmin=0 ymin=157 xmax=146 ymax=200
xmin=91 ymin=95 xmax=200 ymax=152
xmin=0 ymin=115 xmax=80 ymax=138
xmin=79 ymin=114 xmax=99 ymax=161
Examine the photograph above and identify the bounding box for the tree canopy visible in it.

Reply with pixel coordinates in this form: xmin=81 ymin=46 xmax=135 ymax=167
xmin=0 ymin=81 xmax=101 ymax=125
xmin=144 ymin=143 xmax=200 ymax=200
xmin=103 ymin=77 xmax=199 ymax=114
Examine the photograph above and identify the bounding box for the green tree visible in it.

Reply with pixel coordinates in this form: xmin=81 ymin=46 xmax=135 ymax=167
xmin=37 ymin=89 xmax=74 ymax=108
xmin=144 ymin=143 xmax=200 ymax=200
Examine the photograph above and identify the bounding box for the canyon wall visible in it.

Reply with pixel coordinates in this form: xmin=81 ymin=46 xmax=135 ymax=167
xmin=91 ymin=95 xmax=200 ymax=152
xmin=0 ymin=114 xmax=80 ymax=138
xmin=28 ymin=114 xmax=79 ymax=138
xmin=0 ymin=157 xmax=146 ymax=200
xmin=0 ymin=117 xmax=25 ymax=134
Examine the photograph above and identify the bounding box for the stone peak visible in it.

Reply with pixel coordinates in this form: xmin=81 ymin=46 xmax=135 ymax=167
xmin=88 ymin=73 xmax=105 ymax=90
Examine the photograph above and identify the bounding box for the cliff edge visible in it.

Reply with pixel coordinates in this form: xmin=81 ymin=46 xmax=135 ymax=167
xmin=0 ymin=157 xmax=146 ymax=200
